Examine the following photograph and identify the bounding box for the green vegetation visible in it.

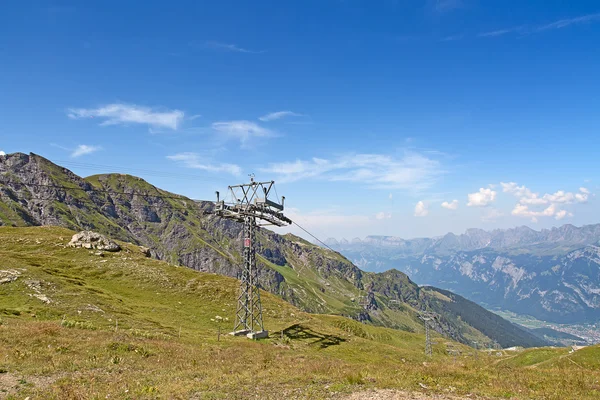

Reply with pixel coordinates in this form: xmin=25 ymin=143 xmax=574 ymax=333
xmin=0 ymin=227 xmax=599 ymax=399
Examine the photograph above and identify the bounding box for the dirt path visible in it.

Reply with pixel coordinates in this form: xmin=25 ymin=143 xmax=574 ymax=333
xmin=342 ymin=389 xmax=488 ymax=400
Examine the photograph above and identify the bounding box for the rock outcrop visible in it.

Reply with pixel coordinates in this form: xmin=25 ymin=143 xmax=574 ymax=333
xmin=68 ymin=231 xmax=121 ymax=252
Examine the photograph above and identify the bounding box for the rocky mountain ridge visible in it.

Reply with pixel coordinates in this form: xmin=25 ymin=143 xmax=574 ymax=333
xmin=0 ymin=152 xmax=547 ymax=347
xmin=327 ymin=223 xmax=600 ymax=256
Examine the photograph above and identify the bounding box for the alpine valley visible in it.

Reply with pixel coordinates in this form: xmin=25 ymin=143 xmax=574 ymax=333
xmin=325 ymin=225 xmax=600 ymax=331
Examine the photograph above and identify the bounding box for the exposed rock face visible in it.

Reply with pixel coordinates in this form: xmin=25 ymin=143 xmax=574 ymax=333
xmin=68 ymin=231 xmax=121 ymax=252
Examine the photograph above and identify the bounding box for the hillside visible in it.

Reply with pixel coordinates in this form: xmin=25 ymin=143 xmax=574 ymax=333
xmin=0 ymin=152 xmax=547 ymax=348
xmin=0 ymin=227 xmax=599 ymax=399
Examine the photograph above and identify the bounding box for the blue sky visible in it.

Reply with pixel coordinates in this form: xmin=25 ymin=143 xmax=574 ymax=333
xmin=1 ymin=0 xmax=599 ymax=239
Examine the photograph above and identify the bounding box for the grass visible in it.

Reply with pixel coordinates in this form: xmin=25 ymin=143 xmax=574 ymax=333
xmin=0 ymin=226 xmax=599 ymax=399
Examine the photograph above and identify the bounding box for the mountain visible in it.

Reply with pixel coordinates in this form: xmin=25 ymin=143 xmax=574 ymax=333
xmin=327 ymin=226 xmax=600 ymax=324
xmin=2 ymin=226 xmax=598 ymax=399
xmin=331 ymin=223 xmax=600 ymax=257
xmin=0 ymin=152 xmax=547 ymax=348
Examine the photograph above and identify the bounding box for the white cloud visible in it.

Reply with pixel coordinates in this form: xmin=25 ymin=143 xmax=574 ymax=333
xmin=375 ymin=211 xmax=392 ymax=220
xmin=71 ymin=145 xmax=101 ymax=158
xmin=259 ymin=111 xmax=303 ymax=122
xmin=167 ymin=152 xmax=242 ymax=176
xmin=511 ymin=203 xmax=573 ymax=222
xmin=441 ymin=199 xmax=459 ymax=210
xmin=555 ymin=210 xmax=569 ymax=220
xmin=203 ymin=41 xmax=264 ymax=54
xmin=68 ymin=103 xmax=184 ymax=130
xmin=502 ymin=182 xmax=590 ymax=221
xmin=212 ymin=120 xmax=274 ymax=145
xmin=481 ymin=208 xmax=504 ymax=223
xmin=502 ymin=182 xmax=590 ymax=205
xmin=501 ymin=182 xmax=533 ymax=198
xmin=467 ymin=188 xmax=497 ymax=207
xmin=0 ymin=150 xmax=5 ymax=156
xmin=389 ymin=193 xmax=393 ymax=200
xmin=260 ymin=151 xmax=444 ymax=191
xmin=501 ymin=182 xmax=546 ymax=205
xmin=414 ymin=201 xmax=428 ymax=217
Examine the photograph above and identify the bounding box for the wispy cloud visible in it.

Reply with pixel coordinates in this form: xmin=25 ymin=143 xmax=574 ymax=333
xmin=259 ymin=111 xmax=303 ymax=122
xmin=481 ymin=208 xmax=504 ymax=223
xmin=212 ymin=120 xmax=274 ymax=145
xmin=479 ymin=12 xmax=600 ymax=38
xmin=534 ymin=12 xmax=600 ymax=32
xmin=71 ymin=144 xmax=102 ymax=158
xmin=375 ymin=211 xmax=392 ymax=220
xmin=167 ymin=152 xmax=241 ymax=176
xmin=441 ymin=34 xmax=464 ymax=42
xmin=260 ymin=151 xmax=444 ymax=191
xmin=435 ymin=0 xmax=464 ymax=12
xmin=478 ymin=27 xmax=525 ymax=38
xmin=203 ymin=41 xmax=265 ymax=54
xmin=68 ymin=103 xmax=184 ymax=130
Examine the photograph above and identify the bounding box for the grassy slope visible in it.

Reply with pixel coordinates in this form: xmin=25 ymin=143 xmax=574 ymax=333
xmin=84 ymin=174 xmax=491 ymax=344
xmin=0 ymin=227 xmax=599 ymax=399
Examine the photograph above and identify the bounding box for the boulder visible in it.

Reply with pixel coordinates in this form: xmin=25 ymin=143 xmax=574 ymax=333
xmin=68 ymin=231 xmax=121 ymax=252
xmin=139 ymin=246 xmax=151 ymax=257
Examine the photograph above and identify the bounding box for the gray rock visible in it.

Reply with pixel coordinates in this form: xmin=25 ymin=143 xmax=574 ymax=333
xmin=139 ymin=246 xmax=151 ymax=257
xmin=0 ymin=269 xmax=21 ymax=284
xmin=68 ymin=231 xmax=121 ymax=252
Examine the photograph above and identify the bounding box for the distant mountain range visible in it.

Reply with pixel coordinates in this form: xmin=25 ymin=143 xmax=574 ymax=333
xmin=326 ymin=225 xmax=600 ymax=324
xmin=326 ymin=224 xmax=600 ymax=256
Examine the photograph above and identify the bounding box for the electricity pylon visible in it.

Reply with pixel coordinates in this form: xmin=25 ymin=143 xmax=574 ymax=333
xmin=419 ymin=311 xmax=438 ymax=357
xmin=214 ymin=177 xmax=291 ymax=339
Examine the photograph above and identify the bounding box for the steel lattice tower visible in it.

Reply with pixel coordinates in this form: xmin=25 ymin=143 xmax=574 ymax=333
xmin=419 ymin=311 xmax=438 ymax=357
xmin=215 ymin=177 xmax=291 ymax=339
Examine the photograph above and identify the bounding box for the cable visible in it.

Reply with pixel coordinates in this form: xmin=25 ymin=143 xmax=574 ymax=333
xmin=291 ymin=221 xmax=338 ymax=254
